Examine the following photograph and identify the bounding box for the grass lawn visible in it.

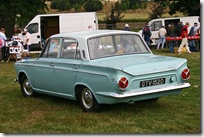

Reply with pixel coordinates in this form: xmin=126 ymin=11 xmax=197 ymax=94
xmin=0 ymin=48 xmax=201 ymax=134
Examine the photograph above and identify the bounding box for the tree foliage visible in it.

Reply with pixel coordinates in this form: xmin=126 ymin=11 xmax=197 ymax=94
xmin=84 ymin=0 xmax=103 ymax=12
xmin=114 ymin=0 xmax=146 ymax=10
xmin=115 ymin=0 xmax=130 ymax=11
xmin=149 ymin=0 xmax=200 ymax=20
xmin=51 ymin=0 xmax=102 ymax=12
xmin=0 ymin=0 xmax=47 ymax=37
xmin=129 ymin=0 xmax=146 ymax=9
xmin=168 ymin=0 xmax=200 ymax=16
xmin=148 ymin=1 xmax=168 ymax=20
xmin=51 ymin=0 xmax=71 ymax=11
xmin=103 ymin=3 xmax=125 ymax=29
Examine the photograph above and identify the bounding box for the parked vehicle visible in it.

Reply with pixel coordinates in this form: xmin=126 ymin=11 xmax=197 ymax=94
xmin=139 ymin=16 xmax=200 ymax=45
xmin=18 ymin=12 xmax=98 ymax=51
xmin=15 ymin=30 xmax=191 ymax=112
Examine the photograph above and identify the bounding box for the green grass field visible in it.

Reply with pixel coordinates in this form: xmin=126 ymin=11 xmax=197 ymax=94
xmin=0 ymin=49 xmax=200 ymax=134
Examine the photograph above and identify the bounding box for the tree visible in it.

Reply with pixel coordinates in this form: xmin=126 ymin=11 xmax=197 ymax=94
xmin=51 ymin=0 xmax=71 ymax=11
xmin=115 ymin=0 xmax=130 ymax=11
xmin=84 ymin=0 xmax=103 ymax=12
xmin=74 ymin=3 xmax=81 ymax=11
xmin=0 ymin=0 xmax=47 ymax=37
xmin=148 ymin=1 xmax=167 ymax=20
xmin=129 ymin=0 xmax=146 ymax=10
xmin=69 ymin=0 xmax=85 ymax=6
xmin=51 ymin=0 xmax=86 ymax=11
xmin=103 ymin=3 xmax=125 ymax=29
xmin=113 ymin=0 xmax=147 ymax=10
xmin=169 ymin=0 xmax=200 ymax=16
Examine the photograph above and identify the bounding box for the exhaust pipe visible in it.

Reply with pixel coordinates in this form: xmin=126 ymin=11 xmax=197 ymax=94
xmin=128 ymin=100 xmax=134 ymax=105
xmin=14 ymin=78 xmax=18 ymax=82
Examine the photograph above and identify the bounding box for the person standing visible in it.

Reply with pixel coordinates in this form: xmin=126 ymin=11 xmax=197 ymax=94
xmin=197 ymin=27 xmax=200 ymax=51
xmin=177 ymin=22 xmax=191 ymax=54
xmin=157 ymin=26 xmax=167 ymax=49
xmin=168 ymin=23 xmax=176 ymax=52
xmin=175 ymin=21 xmax=183 ymax=46
xmin=124 ymin=24 xmax=130 ymax=31
xmin=23 ymin=28 xmax=31 ymax=51
xmin=0 ymin=28 xmax=7 ymax=62
xmin=142 ymin=24 xmax=152 ymax=47
xmin=188 ymin=22 xmax=198 ymax=47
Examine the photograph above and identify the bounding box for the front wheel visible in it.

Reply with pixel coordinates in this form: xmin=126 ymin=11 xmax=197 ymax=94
xmin=78 ymin=87 xmax=102 ymax=112
xmin=20 ymin=75 xmax=36 ymax=97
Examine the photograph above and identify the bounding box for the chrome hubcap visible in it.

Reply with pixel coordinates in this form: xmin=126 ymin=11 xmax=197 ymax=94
xmin=82 ymin=88 xmax=93 ymax=109
xmin=23 ymin=79 xmax=32 ymax=95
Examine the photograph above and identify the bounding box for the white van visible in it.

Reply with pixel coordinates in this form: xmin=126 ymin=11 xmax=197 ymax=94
xmin=139 ymin=16 xmax=200 ymax=45
xmin=19 ymin=12 xmax=98 ymax=51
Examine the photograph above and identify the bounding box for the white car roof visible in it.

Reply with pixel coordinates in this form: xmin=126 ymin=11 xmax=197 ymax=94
xmin=50 ymin=30 xmax=139 ymax=39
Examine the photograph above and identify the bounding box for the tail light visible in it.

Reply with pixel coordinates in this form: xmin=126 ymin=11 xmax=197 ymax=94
xmin=118 ymin=77 xmax=128 ymax=90
xmin=181 ymin=68 xmax=190 ymax=80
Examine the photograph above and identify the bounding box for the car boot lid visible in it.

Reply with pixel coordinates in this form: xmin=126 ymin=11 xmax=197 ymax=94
xmin=91 ymin=54 xmax=187 ymax=76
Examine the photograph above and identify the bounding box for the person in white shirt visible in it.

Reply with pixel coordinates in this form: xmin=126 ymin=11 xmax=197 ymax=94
xmin=23 ymin=28 xmax=31 ymax=51
xmin=157 ymin=26 xmax=167 ymax=49
xmin=0 ymin=28 xmax=7 ymax=62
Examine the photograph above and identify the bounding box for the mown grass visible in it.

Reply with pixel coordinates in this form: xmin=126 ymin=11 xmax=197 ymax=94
xmin=0 ymin=49 xmax=200 ymax=134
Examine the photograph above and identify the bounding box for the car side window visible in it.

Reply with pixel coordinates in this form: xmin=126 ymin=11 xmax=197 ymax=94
xmin=151 ymin=21 xmax=162 ymax=31
xmin=61 ymin=38 xmax=81 ymax=60
xmin=88 ymin=34 xmax=149 ymax=59
xmin=88 ymin=37 xmax=116 ymax=59
xmin=27 ymin=23 xmax=38 ymax=34
xmin=41 ymin=38 xmax=60 ymax=58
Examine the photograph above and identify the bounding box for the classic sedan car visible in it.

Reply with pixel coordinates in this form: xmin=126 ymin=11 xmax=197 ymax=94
xmin=15 ymin=30 xmax=190 ymax=112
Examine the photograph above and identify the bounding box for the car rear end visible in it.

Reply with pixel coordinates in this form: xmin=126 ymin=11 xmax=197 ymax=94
xmin=93 ymin=54 xmax=190 ymax=104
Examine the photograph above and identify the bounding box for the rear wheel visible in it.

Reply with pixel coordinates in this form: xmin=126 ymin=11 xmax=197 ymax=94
xmin=78 ymin=87 xmax=102 ymax=112
xmin=20 ymin=75 xmax=36 ymax=97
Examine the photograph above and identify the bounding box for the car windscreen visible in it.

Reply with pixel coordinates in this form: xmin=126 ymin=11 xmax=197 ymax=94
xmin=88 ymin=34 xmax=150 ymax=59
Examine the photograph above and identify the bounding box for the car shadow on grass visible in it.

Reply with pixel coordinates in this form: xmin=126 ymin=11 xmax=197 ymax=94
xmin=25 ymin=93 xmax=166 ymax=113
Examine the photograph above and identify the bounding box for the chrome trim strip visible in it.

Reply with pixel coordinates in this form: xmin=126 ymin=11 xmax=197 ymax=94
xmin=33 ymin=88 xmax=74 ymax=98
xmin=97 ymin=83 xmax=190 ymax=98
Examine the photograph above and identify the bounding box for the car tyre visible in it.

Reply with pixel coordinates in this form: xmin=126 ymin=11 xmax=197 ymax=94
xmin=20 ymin=75 xmax=36 ymax=97
xmin=79 ymin=87 xmax=102 ymax=112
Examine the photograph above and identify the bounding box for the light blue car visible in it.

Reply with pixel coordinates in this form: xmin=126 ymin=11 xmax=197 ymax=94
xmin=15 ymin=30 xmax=190 ymax=112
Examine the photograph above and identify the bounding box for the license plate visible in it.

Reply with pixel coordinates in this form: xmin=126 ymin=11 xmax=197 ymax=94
xmin=140 ymin=78 xmax=165 ymax=88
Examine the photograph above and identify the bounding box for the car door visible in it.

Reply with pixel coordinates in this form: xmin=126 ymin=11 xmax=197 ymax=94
xmin=26 ymin=23 xmax=40 ymax=46
xmin=150 ymin=20 xmax=162 ymax=45
xmin=33 ymin=38 xmax=61 ymax=92
xmin=52 ymin=38 xmax=82 ymax=97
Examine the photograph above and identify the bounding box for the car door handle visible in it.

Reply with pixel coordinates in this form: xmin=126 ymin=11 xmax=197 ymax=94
xmin=49 ymin=63 xmax=54 ymax=67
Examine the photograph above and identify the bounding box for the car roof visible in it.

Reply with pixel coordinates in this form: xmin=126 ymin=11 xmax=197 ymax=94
xmin=50 ymin=30 xmax=138 ymax=39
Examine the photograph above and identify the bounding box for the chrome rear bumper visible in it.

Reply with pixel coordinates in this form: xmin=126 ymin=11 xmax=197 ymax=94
xmin=97 ymin=83 xmax=190 ymax=98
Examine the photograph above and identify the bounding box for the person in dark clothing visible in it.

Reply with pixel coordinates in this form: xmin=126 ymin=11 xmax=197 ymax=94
xmin=197 ymin=27 xmax=200 ymax=51
xmin=175 ymin=21 xmax=183 ymax=46
xmin=188 ymin=22 xmax=198 ymax=47
xmin=142 ymin=24 xmax=152 ymax=48
xmin=168 ymin=23 xmax=176 ymax=52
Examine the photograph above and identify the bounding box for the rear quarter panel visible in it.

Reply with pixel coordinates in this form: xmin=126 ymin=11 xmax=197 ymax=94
xmin=75 ymin=63 xmax=127 ymax=103
xmin=15 ymin=60 xmax=35 ymax=86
